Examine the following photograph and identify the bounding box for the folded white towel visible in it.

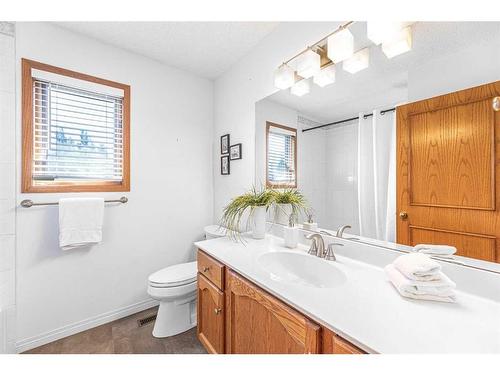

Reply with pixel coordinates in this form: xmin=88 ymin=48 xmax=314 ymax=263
xmin=414 ymin=244 xmax=457 ymax=256
xmin=59 ymin=198 xmax=104 ymax=250
xmin=385 ymin=264 xmax=456 ymax=297
xmin=393 ymin=253 xmax=441 ymax=281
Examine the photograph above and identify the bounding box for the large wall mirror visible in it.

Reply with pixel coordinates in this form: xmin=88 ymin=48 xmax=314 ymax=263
xmin=255 ymin=22 xmax=500 ymax=273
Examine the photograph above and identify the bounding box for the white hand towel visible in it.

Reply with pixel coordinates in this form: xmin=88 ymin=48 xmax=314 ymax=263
xmin=393 ymin=253 xmax=441 ymax=281
xmin=414 ymin=244 xmax=457 ymax=256
xmin=385 ymin=264 xmax=456 ymax=297
xmin=59 ymin=198 xmax=104 ymax=250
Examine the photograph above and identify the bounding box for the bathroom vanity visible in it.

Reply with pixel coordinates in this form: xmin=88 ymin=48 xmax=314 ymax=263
xmin=196 ymin=248 xmax=363 ymax=354
xmin=195 ymin=233 xmax=500 ymax=354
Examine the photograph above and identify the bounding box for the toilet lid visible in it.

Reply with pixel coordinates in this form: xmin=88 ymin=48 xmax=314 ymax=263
xmin=148 ymin=261 xmax=197 ymax=287
xmin=204 ymin=225 xmax=227 ymax=238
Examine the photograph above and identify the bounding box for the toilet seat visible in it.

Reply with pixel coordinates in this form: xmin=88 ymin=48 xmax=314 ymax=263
xmin=148 ymin=261 xmax=197 ymax=288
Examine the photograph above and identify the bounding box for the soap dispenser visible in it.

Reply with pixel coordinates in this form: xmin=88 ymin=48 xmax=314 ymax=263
xmin=303 ymin=211 xmax=318 ymax=232
xmin=284 ymin=214 xmax=299 ymax=249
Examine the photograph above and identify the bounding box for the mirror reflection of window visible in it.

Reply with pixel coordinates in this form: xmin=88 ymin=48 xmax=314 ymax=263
xmin=266 ymin=122 xmax=297 ymax=188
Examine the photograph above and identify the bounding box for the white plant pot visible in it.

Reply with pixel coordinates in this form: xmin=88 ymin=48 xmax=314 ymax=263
xmin=251 ymin=206 xmax=267 ymax=239
xmin=274 ymin=203 xmax=293 ymax=226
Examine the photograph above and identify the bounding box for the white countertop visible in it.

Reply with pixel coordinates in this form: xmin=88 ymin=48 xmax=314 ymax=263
xmin=195 ymin=234 xmax=500 ymax=353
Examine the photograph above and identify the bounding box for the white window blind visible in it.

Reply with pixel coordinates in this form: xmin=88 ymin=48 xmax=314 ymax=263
xmin=267 ymin=125 xmax=296 ymax=187
xmin=32 ymin=78 xmax=124 ymax=183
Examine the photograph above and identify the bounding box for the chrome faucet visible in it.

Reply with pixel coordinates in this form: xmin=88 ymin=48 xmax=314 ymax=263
xmin=305 ymin=233 xmax=325 ymax=258
xmin=336 ymin=225 xmax=351 ymax=238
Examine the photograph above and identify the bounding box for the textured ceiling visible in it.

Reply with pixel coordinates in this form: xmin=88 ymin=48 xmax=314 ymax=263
xmin=53 ymin=22 xmax=280 ymax=79
xmin=266 ymin=22 xmax=500 ymax=123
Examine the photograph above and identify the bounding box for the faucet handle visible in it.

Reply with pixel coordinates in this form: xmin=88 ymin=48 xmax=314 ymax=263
xmin=324 ymin=242 xmax=344 ymax=261
xmin=305 ymin=233 xmax=319 ymax=256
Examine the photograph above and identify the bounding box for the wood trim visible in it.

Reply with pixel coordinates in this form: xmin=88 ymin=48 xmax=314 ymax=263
xmin=21 ymin=58 xmax=131 ymax=193
xmin=265 ymin=121 xmax=298 ymax=189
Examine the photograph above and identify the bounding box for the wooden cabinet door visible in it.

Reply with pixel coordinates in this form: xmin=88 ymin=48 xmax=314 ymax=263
xmin=397 ymin=81 xmax=500 ymax=262
xmin=322 ymin=328 xmax=365 ymax=354
xmin=225 ymin=270 xmax=320 ymax=354
xmin=197 ymin=273 xmax=224 ymax=354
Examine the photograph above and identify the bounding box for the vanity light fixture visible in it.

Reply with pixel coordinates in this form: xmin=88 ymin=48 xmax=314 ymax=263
xmin=273 ymin=22 xmax=414 ymax=90
xmin=342 ymin=47 xmax=370 ymax=74
xmin=274 ymin=64 xmax=296 ymax=90
xmin=327 ymin=28 xmax=354 ymax=63
xmin=366 ymin=22 xmax=404 ymax=45
xmin=313 ymin=64 xmax=336 ymax=87
xmin=290 ymin=79 xmax=310 ymax=97
xmin=381 ymin=26 xmax=412 ymax=58
xmin=296 ymin=48 xmax=321 ymax=79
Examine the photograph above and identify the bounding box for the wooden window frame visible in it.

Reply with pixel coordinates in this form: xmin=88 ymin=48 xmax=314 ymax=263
xmin=265 ymin=121 xmax=297 ymax=189
xmin=21 ymin=58 xmax=131 ymax=193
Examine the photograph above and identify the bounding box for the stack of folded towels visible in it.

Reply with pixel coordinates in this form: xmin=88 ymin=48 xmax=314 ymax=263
xmin=385 ymin=252 xmax=456 ymax=303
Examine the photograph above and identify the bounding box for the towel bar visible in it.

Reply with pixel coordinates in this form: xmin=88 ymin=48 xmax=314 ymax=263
xmin=20 ymin=196 xmax=128 ymax=208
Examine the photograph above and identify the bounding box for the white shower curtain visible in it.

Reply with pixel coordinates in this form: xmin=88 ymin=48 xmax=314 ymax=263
xmin=357 ymin=110 xmax=396 ymax=242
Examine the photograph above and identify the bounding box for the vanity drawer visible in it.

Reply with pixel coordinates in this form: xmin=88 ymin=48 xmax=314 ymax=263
xmin=197 ymin=250 xmax=225 ymax=290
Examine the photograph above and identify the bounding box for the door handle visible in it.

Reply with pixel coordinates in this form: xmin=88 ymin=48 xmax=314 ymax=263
xmin=214 ymin=308 xmax=222 ymax=315
xmin=493 ymin=96 xmax=500 ymax=112
xmin=399 ymin=211 xmax=408 ymax=220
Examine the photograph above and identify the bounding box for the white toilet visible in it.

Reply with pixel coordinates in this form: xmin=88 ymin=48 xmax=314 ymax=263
xmin=147 ymin=226 xmax=226 ymax=338
xmin=147 ymin=261 xmax=197 ymax=338
xmin=204 ymin=224 xmax=227 ymax=239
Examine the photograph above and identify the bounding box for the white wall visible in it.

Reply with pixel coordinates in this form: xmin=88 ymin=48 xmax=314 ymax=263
xmin=0 ymin=22 xmax=16 ymax=354
xmin=408 ymin=35 xmax=500 ymax=101
xmin=14 ymin=23 xmax=214 ymax=350
xmin=213 ymin=22 xmax=342 ymax=222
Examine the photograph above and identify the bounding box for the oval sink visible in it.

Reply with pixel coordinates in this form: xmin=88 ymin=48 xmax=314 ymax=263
xmin=258 ymin=252 xmax=346 ymax=288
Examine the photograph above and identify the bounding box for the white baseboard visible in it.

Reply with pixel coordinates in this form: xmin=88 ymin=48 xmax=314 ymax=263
xmin=16 ymin=299 xmax=159 ymax=353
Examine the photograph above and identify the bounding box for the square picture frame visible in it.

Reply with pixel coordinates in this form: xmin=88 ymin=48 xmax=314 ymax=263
xmin=229 ymin=143 xmax=242 ymax=160
xmin=220 ymin=134 xmax=230 ymax=154
xmin=221 ymin=155 xmax=230 ymax=175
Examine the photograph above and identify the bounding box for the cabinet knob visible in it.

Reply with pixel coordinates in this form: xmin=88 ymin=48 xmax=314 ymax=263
xmin=214 ymin=308 xmax=222 ymax=315
xmin=203 ymin=266 xmax=210 ymax=272
xmin=399 ymin=211 xmax=408 ymax=220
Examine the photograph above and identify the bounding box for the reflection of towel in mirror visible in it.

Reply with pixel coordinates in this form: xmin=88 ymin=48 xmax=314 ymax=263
xmin=385 ymin=264 xmax=456 ymax=303
xmin=59 ymin=198 xmax=104 ymax=250
xmin=393 ymin=253 xmax=441 ymax=281
xmin=414 ymin=244 xmax=457 ymax=256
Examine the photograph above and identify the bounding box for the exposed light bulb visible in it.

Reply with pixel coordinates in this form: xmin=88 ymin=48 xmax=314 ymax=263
xmin=290 ymin=79 xmax=310 ymax=97
xmin=342 ymin=48 xmax=369 ymax=74
xmin=274 ymin=64 xmax=295 ymax=90
xmin=296 ymin=49 xmax=321 ymax=79
xmin=367 ymin=22 xmax=404 ymax=45
xmin=327 ymin=28 xmax=354 ymax=63
xmin=313 ymin=64 xmax=336 ymax=87
xmin=381 ymin=26 xmax=412 ymax=58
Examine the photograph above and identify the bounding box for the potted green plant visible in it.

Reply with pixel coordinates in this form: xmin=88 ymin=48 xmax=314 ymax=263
xmin=271 ymin=188 xmax=307 ymax=226
xmin=221 ymin=186 xmax=274 ymax=240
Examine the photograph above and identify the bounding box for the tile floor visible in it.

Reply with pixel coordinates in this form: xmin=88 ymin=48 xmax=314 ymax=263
xmin=24 ymin=307 xmax=207 ymax=354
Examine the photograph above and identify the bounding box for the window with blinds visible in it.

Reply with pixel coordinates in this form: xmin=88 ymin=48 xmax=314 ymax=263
xmin=22 ymin=59 xmax=130 ymax=192
xmin=266 ymin=122 xmax=297 ymax=188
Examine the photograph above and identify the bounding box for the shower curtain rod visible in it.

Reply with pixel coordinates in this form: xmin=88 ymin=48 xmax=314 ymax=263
xmin=301 ymin=107 xmax=396 ymax=133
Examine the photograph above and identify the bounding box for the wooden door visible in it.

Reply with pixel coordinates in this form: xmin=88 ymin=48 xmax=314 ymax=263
xmin=197 ymin=274 xmax=225 ymax=354
xmin=225 ymin=270 xmax=320 ymax=354
xmin=397 ymin=81 xmax=500 ymax=262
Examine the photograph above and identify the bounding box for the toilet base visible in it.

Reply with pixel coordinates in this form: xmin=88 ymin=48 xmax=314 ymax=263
xmin=152 ymin=298 xmax=197 ymax=338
